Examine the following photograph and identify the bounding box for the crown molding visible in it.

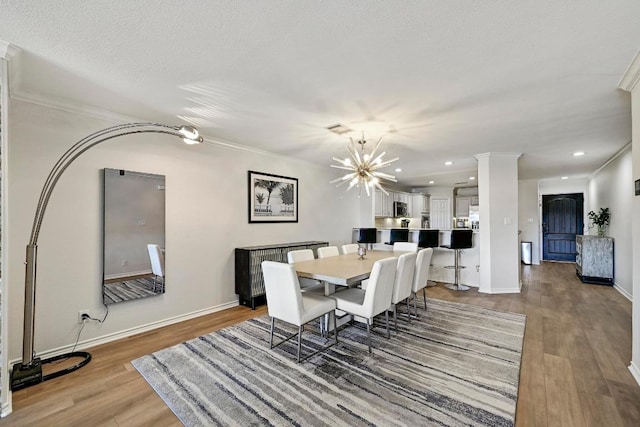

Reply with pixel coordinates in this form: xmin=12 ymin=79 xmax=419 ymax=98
xmin=474 ymin=152 xmax=522 ymax=160
xmin=618 ymin=49 xmax=640 ymax=92
xmin=0 ymin=40 xmax=20 ymax=60
xmin=11 ymin=87 xmax=321 ymax=166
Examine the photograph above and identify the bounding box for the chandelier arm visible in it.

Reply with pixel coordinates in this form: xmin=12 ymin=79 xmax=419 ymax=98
xmin=369 ymin=157 xmax=400 ymax=170
xmin=330 ymin=172 xmax=357 ymax=184
xmin=330 ymin=164 xmax=357 ymax=172
xmin=364 ymin=182 xmax=371 ymax=197
xmin=374 ymin=180 xmax=390 ymax=195
xmin=370 ymin=151 xmax=387 ymax=166
xmin=367 ymin=137 xmax=383 ymax=164
xmin=372 ymin=171 xmax=397 ymax=180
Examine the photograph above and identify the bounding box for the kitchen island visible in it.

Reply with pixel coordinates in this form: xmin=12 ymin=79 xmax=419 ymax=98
xmin=352 ymin=228 xmax=480 ymax=287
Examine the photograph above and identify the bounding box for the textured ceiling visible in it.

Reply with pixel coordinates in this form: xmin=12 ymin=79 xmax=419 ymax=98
xmin=2 ymin=1 xmax=640 ymax=187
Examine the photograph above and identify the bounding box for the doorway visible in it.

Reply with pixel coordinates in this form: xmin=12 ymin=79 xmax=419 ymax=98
xmin=542 ymin=193 xmax=584 ymax=261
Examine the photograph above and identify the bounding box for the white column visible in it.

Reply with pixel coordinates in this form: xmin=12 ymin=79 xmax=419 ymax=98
xmin=474 ymin=152 xmax=522 ymax=294
xmin=618 ymin=50 xmax=640 ymax=386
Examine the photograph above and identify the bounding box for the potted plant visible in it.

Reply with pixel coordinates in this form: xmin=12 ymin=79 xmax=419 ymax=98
xmin=587 ymin=207 xmax=610 ymax=237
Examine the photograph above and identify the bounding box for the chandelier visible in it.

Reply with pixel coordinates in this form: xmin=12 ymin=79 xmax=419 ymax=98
xmin=330 ymin=132 xmax=399 ymax=196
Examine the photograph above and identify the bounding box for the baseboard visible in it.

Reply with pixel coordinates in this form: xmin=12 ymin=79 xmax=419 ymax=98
xmin=9 ymin=300 xmax=240 ymax=364
xmin=104 ymin=269 xmax=152 ymax=280
xmin=478 ymin=286 xmax=522 ymax=294
xmin=628 ymin=361 xmax=640 ymax=386
xmin=1 ymin=400 xmax=12 ymax=418
xmin=613 ymin=283 xmax=633 ymax=302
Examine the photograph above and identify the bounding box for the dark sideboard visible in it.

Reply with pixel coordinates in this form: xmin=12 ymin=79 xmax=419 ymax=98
xmin=235 ymin=241 xmax=329 ymax=309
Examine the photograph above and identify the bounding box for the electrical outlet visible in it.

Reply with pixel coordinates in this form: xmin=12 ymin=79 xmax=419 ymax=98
xmin=78 ymin=310 xmax=91 ymax=324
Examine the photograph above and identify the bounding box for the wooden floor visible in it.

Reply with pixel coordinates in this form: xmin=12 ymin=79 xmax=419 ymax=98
xmin=1 ymin=262 xmax=639 ymax=426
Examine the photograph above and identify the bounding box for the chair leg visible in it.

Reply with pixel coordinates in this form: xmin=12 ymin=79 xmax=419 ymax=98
xmin=332 ymin=311 xmax=339 ymax=344
xmin=270 ymin=317 xmax=275 ymax=349
xmin=297 ymin=325 xmax=303 ymax=363
xmin=423 ymin=288 xmax=427 ymax=311
xmin=406 ymin=299 xmax=411 ymax=323
xmin=393 ymin=305 xmax=398 ymax=331
xmin=413 ymin=292 xmax=418 ymax=317
xmin=385 ymin=310 xmax=390 ymax=339
xmin=366 ymin=321 xmax=372 ymax=353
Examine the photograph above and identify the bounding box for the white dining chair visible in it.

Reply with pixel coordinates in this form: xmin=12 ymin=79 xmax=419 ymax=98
xmin=389 ymin=252 xmax=417 ymax=331
xmin=317 ymin=246 xmax=340 ymax=258
xmin=412 ymin=248 xmax=433 ymax=316
xmin=287 ymin=249 xmax=324 ymax=293
xmin=261 ymin=261 xmax=338 ymax=362
xmin=146 ymin=244 xmax=164 ymax=292
xmin=341 ymin=244 xmax=359 ymax=254
xmin=330 ymin=257 xmax=397 ymax=353
xmin=393 ymin=242 xmax=418 ymax=252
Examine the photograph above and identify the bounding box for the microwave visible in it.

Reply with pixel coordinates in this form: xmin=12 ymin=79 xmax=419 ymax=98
xmin=393 ymin=201 xmax=408 ymax=218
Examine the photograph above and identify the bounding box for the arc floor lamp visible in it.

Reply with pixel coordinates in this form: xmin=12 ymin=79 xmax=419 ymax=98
xmin=10 ymin=122 xmax=203 ymax=391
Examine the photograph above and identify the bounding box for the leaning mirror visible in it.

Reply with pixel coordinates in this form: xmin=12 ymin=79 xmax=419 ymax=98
xmin=103 ymin=168 xmax=166 ymax=304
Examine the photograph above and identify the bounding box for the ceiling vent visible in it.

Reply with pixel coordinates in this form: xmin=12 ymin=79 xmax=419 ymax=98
xmin=326 ymin=123 xmax=352 ymax=135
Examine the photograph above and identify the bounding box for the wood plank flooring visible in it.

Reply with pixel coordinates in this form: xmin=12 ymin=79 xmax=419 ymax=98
xmin=1 ymin=261 xmax=639 ymax=426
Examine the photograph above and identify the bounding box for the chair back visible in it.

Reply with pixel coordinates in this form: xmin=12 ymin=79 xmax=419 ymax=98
xmin=357 ymin=228 xmax=377 ymax=244
xmin=261 ymin=261 xmax=303 ymax=324
xmin=341 ymin=244 xmax=359 ymax=254
xmin=418 ymin=230 xmax=439 ymax=248
xmin=287 ymin=249 xmax=314 ymax=264
xmin=361 ymin=257 xmax=397 ymax=318
xmin=317 ymin=246 xmax=339 ymax=258
xmin=147 ymin=244 xmax=164 ymax=277
xmin=389 ymin=228 xmax=409 ymax=244
xmin=412 ymin=248 xmax=433 ymax=293
xmin=393 ymin=242 xmax=418 ymax=252
xmin=391 ymin=252 xmax=417 ymax=304
xmin=449 ymin=229 xmax=474 ymax=249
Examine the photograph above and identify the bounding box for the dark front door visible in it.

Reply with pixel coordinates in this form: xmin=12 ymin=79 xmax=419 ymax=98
xmin=542 ymin=193 xmax=584 ymax=261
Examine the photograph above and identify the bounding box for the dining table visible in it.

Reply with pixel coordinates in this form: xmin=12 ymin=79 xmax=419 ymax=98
xmin=293 ymin=250 xmax=403 ymax=296
xmin=292 ymin=250 xmax=404 ymax=334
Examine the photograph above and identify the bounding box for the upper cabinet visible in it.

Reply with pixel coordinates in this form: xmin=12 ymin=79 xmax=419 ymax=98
xmin=455 ymin=197 xmax=471 ymax=218
xmin=375 ymin=189 xmax=420 ymax=217
xmin=454 ymin=187 xmax=479 ymax=218
xmin=411 ymin=193 xmax=429 ymax=216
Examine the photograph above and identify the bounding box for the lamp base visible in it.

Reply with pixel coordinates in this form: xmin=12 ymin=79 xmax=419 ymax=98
xmin=10 ymin=358 xmax=42 ymax=391
xmin=10 ymin=351 xmax=92 ymax=391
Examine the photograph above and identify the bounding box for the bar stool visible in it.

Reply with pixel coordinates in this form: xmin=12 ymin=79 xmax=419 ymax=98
xmin=386 ymin=228 xmax=409 ymax=245
xmin=357 ymin=228 xmax=377 ymax=250
xmin=418 ymin=229 xmax=439 ymax=287
xmin=441 ymin=229 xmax=474 ymax=291
xmin=418 ymin=229 xmax=439 ymax=249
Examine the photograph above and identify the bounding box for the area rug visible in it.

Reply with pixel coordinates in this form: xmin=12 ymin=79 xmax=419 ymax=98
xmin=132 ymin=298 xmax=526 ymax=426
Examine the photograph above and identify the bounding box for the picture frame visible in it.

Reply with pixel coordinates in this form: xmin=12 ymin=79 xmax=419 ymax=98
xmin=248 ymin=170 xmax=298 ymax=223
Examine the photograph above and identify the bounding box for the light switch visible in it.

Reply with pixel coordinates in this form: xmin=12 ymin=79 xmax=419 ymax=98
xmin=528 ymin=217 xmax=534 ymax=223
xmin=504 ymin=217 xmax=512 ymax=225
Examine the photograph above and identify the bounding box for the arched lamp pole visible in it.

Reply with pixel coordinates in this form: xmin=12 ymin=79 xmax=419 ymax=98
xmin=10 ymin=122 xmax=203 ymax=390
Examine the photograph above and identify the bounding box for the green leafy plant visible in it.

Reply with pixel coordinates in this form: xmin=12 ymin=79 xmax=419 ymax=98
xmin=587 ymin=207 xmax=610 ymax=236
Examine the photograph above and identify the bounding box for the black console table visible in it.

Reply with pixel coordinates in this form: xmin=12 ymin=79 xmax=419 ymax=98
xmin=235 ymin=241 xmax=329 ymax=309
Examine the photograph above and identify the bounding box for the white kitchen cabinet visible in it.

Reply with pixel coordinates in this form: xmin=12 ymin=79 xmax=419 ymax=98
xmin=375 ymin=189 xmax=393 ymax=217
xmin=455 ymin=197 xmax=470 ymax=218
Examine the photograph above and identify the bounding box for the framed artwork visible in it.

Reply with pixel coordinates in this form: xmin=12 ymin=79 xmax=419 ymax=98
xmin=248 ymin=170 xmax=298 ymax=223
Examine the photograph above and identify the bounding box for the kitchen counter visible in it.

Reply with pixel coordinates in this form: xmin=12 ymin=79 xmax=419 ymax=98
xmin=351 ymin=228 xmax=480 ymax=287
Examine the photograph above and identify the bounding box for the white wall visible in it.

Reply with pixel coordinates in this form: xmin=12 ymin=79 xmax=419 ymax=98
xmin=587 ymin=145 xmax=633 ymax=297
xmin=518 ymin=179 xmax=540 ymax=265
xmin=7 ymin=99 xmax=359 ymax=359
xmin=630 ymin=75 xmax=640 ymax=384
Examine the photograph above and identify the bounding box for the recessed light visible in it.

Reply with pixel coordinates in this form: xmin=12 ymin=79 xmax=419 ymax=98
xmin=572 ymin=151 xmax=585 ymax=157
xmin=469 ymin=176 xmax=475 ymax=180
xmin=428 ymin=180 xmax=435 ymax=184
xmin=444 ymin=161 xmax=453 ymax=166
xmin=395 ymin=168 xmax=402 ymax=172
xmin=561 ymin=176 xmax=568 ymax=180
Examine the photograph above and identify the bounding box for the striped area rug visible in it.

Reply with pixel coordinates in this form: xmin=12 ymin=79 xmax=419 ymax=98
xmin=132 ymin=298 xmax=525 ymax=426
